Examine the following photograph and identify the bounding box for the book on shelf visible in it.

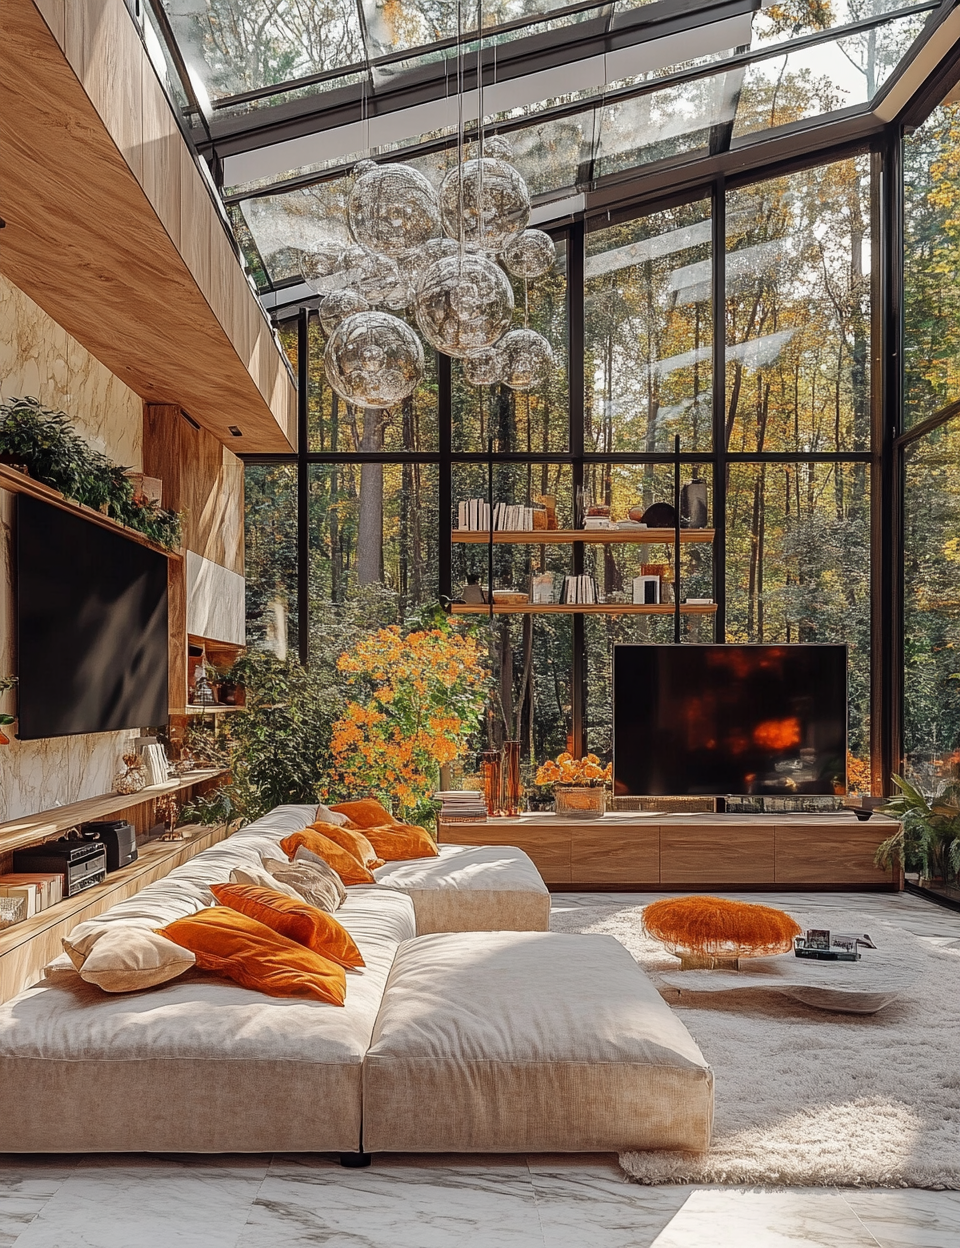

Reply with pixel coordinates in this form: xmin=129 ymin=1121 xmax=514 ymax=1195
xmin=559 ymin=574 xmax=599 ymax=605
xmin=456 ymin=500 xmax=535 ymax=531
xmin=0 ymin=873 xmax=64 ymax=918
xmin=434 ymin=790 xmax=487 ymax=821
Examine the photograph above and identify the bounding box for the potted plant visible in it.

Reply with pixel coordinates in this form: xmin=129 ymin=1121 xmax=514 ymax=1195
xmin=535 ymin=753 xmax=612 ymax=819
xmin=0 ymin=675 xmax=16 ymax=746
xmin=874 ymin=774 xmax=960 ymax=892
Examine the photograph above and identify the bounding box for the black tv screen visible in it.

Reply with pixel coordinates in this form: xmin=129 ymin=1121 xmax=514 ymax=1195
xmin=16 ymin=494 xmax=169 ymax=739
xmin=613 ymin=644 xmax=847 ymax=797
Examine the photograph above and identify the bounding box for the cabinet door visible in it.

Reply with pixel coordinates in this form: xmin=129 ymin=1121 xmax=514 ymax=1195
xmin=571 ymin=829 xmax=659 ymax=886
xmin=775 ymin=823 xmax=896 ymax=886
xmin=659 ymin=824 xmax=775 ymax=885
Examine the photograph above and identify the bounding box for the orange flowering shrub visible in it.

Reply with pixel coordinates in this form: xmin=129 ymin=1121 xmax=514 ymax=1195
xmin=327 ymin=625 xmax=490 ymax=819
xmin=535 ymin=752 xmax=612 ymax=788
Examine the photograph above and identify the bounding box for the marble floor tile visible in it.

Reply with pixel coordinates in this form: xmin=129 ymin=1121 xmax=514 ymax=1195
xmin=646 ymin=1188 xmax=883 ymax=1248
xmin=0 ymin=1160 xmax=77 ymax=1248
xmin=841 ymin=1188 xmax=960 ymax=1248
xmin=526 ymin=1155 xmax=692 ymax=1248
xmin=11 ymin=1157 xmax=268 ymax=1248
xmin=235 ymin=1154 xmax=546 ymax=1248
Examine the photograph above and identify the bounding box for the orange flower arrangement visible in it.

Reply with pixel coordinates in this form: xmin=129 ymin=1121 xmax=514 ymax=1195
xmin=327 ymin=625 xmax=490 ymax=820
xmin=535 ymin=752 xmax=612 ymax=788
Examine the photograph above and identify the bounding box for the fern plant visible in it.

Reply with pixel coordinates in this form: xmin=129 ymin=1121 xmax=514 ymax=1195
xmin=875 ymin=773 xmax=960 ymax=883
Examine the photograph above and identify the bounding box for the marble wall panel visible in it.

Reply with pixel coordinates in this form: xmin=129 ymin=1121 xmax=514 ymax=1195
xmin=0 ymin=274 xmax=145 ymax=822
xmin=186 ymin=552 xmax=246 ymax=646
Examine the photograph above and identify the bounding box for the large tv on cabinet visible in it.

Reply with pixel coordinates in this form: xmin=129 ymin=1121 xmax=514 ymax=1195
xmin=16 ymin=494 xmax=169 ymax=739
xmin=613 ymin=644 xmax=847 ymax=797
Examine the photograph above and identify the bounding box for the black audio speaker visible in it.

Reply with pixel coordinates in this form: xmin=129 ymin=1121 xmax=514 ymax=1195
xmin=82 ymin=820 xmax=138 ymax=872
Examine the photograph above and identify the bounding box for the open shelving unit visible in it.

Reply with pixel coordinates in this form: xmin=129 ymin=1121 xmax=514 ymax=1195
xmin=452 ymin=602 xmax=718 ymax=616
xmin=452 ymin=528 xmax=715 ymax=545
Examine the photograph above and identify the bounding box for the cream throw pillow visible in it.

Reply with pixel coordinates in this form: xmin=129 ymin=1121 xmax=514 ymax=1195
xmin=265 ymin=852 xmax=346 ymax=913
xmin=229 ymin=861 xmax=303 ymax=899
xmin=62 ymin=925 xmax=195 ymax=993
xmin=315 ymin=802 xmax=349 ymax=826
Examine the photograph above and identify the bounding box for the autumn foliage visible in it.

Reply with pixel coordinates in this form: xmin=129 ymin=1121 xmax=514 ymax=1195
xmin=328 ymin=625 xmax=490 ymax=819
xmin=535 ymin=752 xmax=612 ymax=788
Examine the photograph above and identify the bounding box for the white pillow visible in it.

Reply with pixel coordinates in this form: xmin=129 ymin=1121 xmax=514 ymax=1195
xmin=315 ymin=803 xmax=349 ymax=826
xmin=228 ymin=862 xmax=302 ymax=899
xmin=62 ymin=925 xmax=195 ymax=993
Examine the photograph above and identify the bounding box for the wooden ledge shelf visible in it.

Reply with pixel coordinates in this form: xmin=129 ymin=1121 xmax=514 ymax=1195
xmin=171 ymin=705 xmax=244 ymax=716
xmin=0 ymin=464 xmax=182 ymax=559
xmin=452 ymin=528 xmax=715 ymax=545
xmin=0 ymin=823 xmax=231 ymax=1004
xmin=0 ymin=769 xmax=228 ymax=856
xmin=451 ymin=602 xmax=718 ymax=615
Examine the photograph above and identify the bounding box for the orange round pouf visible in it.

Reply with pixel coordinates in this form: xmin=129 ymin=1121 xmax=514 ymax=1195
xmin=642 ymin=896 xmax=801 ymax=969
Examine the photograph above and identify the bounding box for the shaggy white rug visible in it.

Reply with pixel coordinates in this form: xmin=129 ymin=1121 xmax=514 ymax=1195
xmin=550 ymin=900 xmax=960 ymax=1189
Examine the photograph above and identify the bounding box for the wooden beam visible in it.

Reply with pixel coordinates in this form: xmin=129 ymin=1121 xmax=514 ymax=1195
xmin=0 ymin=0 xmax=296 ymax=453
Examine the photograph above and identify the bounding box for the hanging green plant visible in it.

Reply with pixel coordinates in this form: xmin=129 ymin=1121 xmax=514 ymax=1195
xmin=0 ymin=397 xmax=182 ymax=550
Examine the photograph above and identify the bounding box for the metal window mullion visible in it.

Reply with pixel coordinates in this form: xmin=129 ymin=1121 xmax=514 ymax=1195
xmin=712 ymin=174 xmax=727 ymax=643
xmin=296 ymin=308 xmax=310 ymax=668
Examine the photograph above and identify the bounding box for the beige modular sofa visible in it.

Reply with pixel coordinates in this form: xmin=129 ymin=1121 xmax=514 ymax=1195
xmin=0 ymin=805 xmax=713 ymax=1158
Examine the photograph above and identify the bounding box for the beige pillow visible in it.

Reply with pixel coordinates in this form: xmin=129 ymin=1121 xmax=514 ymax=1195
xmin=229 ymin=861 xmax=303 ymax=899
xmin=315 ymin=803 xmax=349 ymax=827
xmin=63 ymin=926 xmax=195 ymax=993
xmin=267 ymin=854 xmax=346 ymax=913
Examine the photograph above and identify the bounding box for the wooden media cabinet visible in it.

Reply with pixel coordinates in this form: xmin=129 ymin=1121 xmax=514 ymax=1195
xmin=438 ymin=811 xmax=903 ymax=891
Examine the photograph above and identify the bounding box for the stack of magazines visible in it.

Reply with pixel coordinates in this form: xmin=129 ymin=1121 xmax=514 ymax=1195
xmin=434 ymin=790 xmax=487 ymax=822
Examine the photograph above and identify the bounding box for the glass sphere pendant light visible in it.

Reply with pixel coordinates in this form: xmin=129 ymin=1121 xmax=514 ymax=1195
xmin=438 ymin=158 xmax=530 ymax=253
xmin=348 ymin=162 xmax=441 ymax=258
xmin=323 ymin=311 xmax=425 ymax=409
xmin=414 ymin=252 xmax=514 ymax=358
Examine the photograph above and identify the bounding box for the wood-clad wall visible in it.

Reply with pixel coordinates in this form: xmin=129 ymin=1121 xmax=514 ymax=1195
xmin=0 ymin=0 xmax=296 ymax=453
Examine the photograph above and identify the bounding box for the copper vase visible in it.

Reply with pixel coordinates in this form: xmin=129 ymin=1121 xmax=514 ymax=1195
xmin=480 ymin=749 xmax=502 ymax=817
xmin=503 ymin=740 xmax=523 ymax=816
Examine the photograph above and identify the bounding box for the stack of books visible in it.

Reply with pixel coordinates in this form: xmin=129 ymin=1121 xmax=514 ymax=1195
xmin=457 ymin=501 xmax=536 ymax=531
xmin=0 ymin=872 xmax=64 ymax=920
xmin=560 ymin=575 xmax=599 ymax=604
xmin=434 ymin=791 xmax=488 ymax=822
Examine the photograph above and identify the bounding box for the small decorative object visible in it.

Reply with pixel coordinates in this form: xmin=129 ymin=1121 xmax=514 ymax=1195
xmin=125 ymin=472 xmax=163 ymax=506
xmin=642 ymin=895 xmax=802 ymax=970
xmin=318 ymin=288 xmax=370 ymax=335
xmin=503 ymin=740 xmax=523 ymax=817
xmin=142 ymin=742 xmax=171 ymax=787
xmin=113 ymin=752 xmax=146 ymax=795
xmin=480 ymin=749 xmax=502 ymax=817
xmin=492 ymin=590 xmax=529 ymax=604
xmin=502 ymin=229 xmax=556 ymax=279
xmin=156 ymin=794 xmax=182 ymax=841
xmin=438 ymin=157 xmax=530 ymax=251
xmin=348 ymin=161 xmax=440 ymax=258
xmin=532 ymin=506 xmax=548 ymax=531
xmin=497 ymin=328 xmax=554 ymax=391
xmin=531 ymin=572 xmax=554 ymax=603
xmin=680 ymin=478 xmax=708 ymax=528
xmin=804 ymin=928 xmax=831 ymax=950
xmin=641 ymin=502 xmax=677 ymax=528
xmin=324 ymin=311 xmax=425 ymax=409
xmin=536 ymin=494 xmax=558 ymax=529
xmin=0 ymin=896 xmax=25 ymax=929
xmin=414 ymin=253 xmax=514 ymax=358
xmin=0 ymin=674 xmax=16 ymax=745
xmin=173 ymin=750 xmax=198 ymax=777
xmin=536 ymin=753 xmax=612 ymax=819
xmin=627 ymin=504 xmax=646 ymax=522
xmin=194 ymin=668 xmax=217 ymax=706
xmin=633 ymin=574 xmax=660 ymax=605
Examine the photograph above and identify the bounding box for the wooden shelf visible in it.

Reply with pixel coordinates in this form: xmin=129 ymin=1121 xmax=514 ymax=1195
xmin=451 ymin=603 xmax=718 ymax=615
xmin=0 ymin=464 xmax=182 ymax=559
xmin=171 ymin=705 xmax=244 ymax=716
xmin=0 ymin=768 xmax=228 ymax=856
xmin=452 ymin=528 xmax=715 ymax=545
xmin=0 ymin=823 xmax=231 ymax=1004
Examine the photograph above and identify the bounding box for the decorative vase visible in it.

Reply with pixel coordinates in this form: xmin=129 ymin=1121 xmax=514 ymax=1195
xmin=113 ymin=753 xmax=146 ymax=795
xmin=480 ymin=749 xmax=502 ymax=817
xmin=503 ymin=740 xmax=522 ymax=816
xmin=555 ymin=785 xmax=606 ymax=819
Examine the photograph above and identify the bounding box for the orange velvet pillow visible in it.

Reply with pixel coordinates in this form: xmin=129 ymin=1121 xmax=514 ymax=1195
xmin=330 ymin=799 xmax=398 ymax=829
xmin=158 ymin=908 xmax=346 ymax=1004
xmin=210 ymin=883 xmax=364 ymax=968
xmin=309 ymin=821 xmax=384 ymax=870
xmin=365 ymin=823 xmax=439 ymax=862
xmin=279 ymin=828 xmax=376 ymax=885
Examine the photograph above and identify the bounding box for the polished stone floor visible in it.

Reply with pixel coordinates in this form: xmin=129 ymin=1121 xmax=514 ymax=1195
xmin=3 ymin=886 xmax=959 ymax=1248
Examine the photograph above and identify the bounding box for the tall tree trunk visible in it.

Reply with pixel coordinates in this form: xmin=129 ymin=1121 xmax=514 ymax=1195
xmin=330 ymin=396 xmax=342 ymax=603
xmin=357 ymin=408 xmax=383 ymax=586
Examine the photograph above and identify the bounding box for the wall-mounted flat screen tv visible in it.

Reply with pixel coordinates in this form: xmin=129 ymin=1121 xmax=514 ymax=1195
xmin=613 ymin=644 xmax=847 ymax=797
xmin=16 ymin=494 xmax=169 ymax=739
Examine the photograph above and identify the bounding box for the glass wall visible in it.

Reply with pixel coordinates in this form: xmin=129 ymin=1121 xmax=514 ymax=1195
xmin=246 ymin=151 xmax=885 ymax=798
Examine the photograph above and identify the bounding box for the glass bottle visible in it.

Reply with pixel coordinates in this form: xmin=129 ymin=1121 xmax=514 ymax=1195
xmin=480 ymin=749 xmax=502 ymax=817
xmin=503 ymin=740 xmax=523 ymax=816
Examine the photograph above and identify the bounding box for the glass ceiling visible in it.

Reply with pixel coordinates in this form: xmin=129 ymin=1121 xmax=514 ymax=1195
xmin=144 ymin=0 xmax=949 ymax=304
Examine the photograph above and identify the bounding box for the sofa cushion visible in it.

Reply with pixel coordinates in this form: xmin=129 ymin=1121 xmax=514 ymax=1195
xmin=262 ymin=853 xmax=346 ymax=913
xmin=2 ymin=886 xmax=415 ymax=1153
xmin=363 ymin=930 xmax=714 ymax=1154
xmin=210 ymin=884 xmax=364 ymax=968
xmin=373 ymin=843 xmax=550 ymax=933
xmin=366 ymin=824 xmax=438 ymax=862
xmin=280 ymin=830 xmax=376 ymax=885
xmin=67 ymin=927 xmax=196 ymax=993
xmin=309 ymin=822 xmax=384 ymax=870
xmin=330 ymin=799 xmax=397 ymax=828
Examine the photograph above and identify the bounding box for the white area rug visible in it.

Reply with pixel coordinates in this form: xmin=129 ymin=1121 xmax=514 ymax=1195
xmin=550 ymin=900 xmax=960 ymax=1189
